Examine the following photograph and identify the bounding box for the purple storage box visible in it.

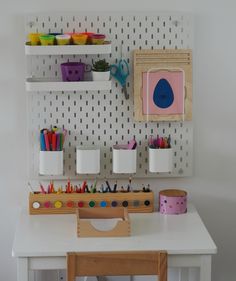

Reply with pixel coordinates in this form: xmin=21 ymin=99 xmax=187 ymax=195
xmin=61 ymin=62 xmax=91 ymax=82
xmin=159 ymin=189 xmax=187 ymax=215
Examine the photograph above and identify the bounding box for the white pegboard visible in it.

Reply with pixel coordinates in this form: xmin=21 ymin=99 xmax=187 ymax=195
xmin=25 ymin=12 xmax=193 ymax=179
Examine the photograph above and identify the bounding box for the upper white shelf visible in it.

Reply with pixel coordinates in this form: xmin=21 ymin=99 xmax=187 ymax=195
xmin=26 ymin=77 xmax=112 ymax=92
xmin=25 ymin=43 xmax=112 ymax=55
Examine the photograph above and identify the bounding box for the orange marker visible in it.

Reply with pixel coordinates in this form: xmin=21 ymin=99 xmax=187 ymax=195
xmin=50 ymin=181 xmax=55 ymax=193
xmin=66 ymin=179 xmax=72 ymax=193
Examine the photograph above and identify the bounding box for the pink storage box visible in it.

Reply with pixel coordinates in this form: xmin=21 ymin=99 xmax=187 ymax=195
xmin=159 ymin=189 xmax=187 ymax=215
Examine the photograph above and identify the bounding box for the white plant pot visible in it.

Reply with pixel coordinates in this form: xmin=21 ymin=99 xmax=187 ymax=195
xmin=76 ymin=146 xmax=100 ymax=174
xmin=113 ymin=146 xmax=137 ymax=174
xmin=39 ymin=151 xmax=63 ymax=175
xmin=149 ymin=148 xmax=173 ymax=173
xmin=92 ymin=70 xmax=110 ymax=81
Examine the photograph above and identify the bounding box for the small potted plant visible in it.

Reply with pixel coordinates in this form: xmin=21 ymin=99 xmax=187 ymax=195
xmin=92 ymin=59 xmax=110 ymax=81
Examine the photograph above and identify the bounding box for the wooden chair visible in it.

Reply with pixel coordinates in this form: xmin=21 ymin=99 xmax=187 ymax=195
xmin=67 ymin=251 xmax=168 ymax=281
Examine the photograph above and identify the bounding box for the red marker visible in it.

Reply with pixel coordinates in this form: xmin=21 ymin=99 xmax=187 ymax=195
xmin=81 ymin=181 xmax=87 ymax=193
xmin=47 ymin=131 xmax=52 ymax=149
xmin=75 ymin=185 xmax=79 ymax=193
xmin=52 ymin=133 xmax=57 ymax=151
xmin=44 ymin=130 xmax=50 ymax=151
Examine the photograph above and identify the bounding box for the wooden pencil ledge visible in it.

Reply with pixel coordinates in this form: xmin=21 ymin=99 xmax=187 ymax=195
xmin=29 ymin=191 xmax=154 ymax=214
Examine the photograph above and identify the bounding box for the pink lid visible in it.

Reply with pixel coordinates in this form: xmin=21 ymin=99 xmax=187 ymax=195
xmin=91 ymin=34 xmax=106 ymax=39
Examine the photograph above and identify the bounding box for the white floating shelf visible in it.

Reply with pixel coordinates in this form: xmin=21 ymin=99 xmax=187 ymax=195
xmin=25 ymin=43 xmax=112 ymax=55
xmin=26 ymin=78 xmax=112 ymax=92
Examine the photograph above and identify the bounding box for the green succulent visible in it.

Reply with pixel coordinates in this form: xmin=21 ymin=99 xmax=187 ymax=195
xmin=92 ymin=59 xmax=110 ymax=72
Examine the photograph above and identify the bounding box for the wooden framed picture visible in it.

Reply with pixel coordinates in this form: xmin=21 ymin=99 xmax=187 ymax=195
xmin=133 ymin=49 xmax=192 ymax=121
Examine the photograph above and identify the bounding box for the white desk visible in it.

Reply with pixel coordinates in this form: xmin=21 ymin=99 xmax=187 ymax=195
xmin=12 ymin=204 xmax=217 ymax=281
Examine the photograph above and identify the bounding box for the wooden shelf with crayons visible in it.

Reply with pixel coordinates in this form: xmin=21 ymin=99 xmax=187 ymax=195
xmin=28 ymin=180 xmax=154 ymax=215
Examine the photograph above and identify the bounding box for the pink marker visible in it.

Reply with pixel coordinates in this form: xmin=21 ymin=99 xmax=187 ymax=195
xmin=156 ymin=136 xmax=161 ymax=148
xmin=39 ymin=182 xmax=46 ymax=194
xmin=128 ymin=138 xmax=137 ymax=150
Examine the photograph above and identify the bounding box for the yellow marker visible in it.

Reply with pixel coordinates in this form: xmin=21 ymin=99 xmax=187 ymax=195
xmin=52 ymin=126 xmax=58 ymax=132
xmin=54 ymin=201 xmax=62 ymax=208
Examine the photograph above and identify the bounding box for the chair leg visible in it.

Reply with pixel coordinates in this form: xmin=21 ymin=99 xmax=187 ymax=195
xmin=159 ymin=252 xmax=168 ymax=281
xmin=67 ymin=254 xmax=76 ymax=281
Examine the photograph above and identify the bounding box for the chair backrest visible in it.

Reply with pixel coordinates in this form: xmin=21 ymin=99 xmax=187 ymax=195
xmin=67 ymin=251 xmax=167 ymax=281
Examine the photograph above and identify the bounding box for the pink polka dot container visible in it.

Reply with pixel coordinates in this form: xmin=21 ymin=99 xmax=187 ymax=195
xmin=159 ymin=189 xmax=187 ymax=215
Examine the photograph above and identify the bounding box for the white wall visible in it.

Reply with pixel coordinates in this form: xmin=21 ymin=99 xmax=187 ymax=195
xmin=1 ymin=1 xmax=236 ymax=280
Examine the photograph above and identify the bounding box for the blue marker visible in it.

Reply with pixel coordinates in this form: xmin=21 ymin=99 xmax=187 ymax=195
xmin=40 ymin=132 xmax=46 ymax=151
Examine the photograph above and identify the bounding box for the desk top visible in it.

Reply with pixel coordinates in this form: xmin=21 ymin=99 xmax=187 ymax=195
xmin=12 ymin=204 xmax=217 ymax=257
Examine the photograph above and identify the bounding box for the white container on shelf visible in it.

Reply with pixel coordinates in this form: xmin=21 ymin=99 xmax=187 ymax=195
xmin=148 ymin=148 xmax=173 ymax=173
xmin=112 ymin=146 xmax=137 ymax=174
xmin=76 ymin=146 xmax=100 ymax=174
xmin=92 ymin=71 xmax=110 ymax=81
xmin=39 ymin=151 xmax=63 ymax=175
